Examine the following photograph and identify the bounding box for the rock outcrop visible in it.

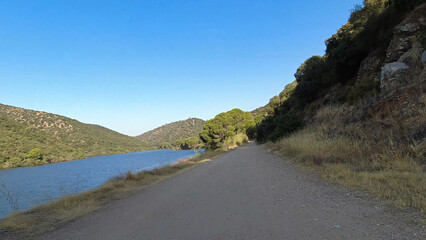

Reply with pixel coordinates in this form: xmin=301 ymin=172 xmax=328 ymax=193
xmin=356 ymin=55 xmax=382 ymax=83
xmin=380 ymin=3 xmax=426 ymax=96
xmin=350 ymin=4 xmax=426 ymax=145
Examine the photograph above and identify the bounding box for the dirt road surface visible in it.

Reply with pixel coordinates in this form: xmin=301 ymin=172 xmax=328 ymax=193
xmin=40 ymin=142 xmax=424 ymax=239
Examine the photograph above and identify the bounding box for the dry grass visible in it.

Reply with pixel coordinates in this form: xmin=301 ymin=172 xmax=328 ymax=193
xmin=267 ymin=102 xmax=426 ymax=213
xmin=0 ymin=150 xmax=223 ymax=238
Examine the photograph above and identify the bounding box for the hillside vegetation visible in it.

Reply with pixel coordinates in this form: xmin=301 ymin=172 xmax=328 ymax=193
xmin=0 ymin=104 xmax=153 ymax=169
xmin=255 ymin=0 xmax=426 ymax=212
xmin=136 ymin=118 xmax=205 ymax=149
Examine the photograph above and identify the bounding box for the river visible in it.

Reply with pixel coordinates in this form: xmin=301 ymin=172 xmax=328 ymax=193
xmin=0 ymin=149 xmax=202 ymax=218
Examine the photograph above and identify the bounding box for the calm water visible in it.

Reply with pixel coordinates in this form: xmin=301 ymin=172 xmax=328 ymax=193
xmin=0 ymin=149 xmax=202 ymax=218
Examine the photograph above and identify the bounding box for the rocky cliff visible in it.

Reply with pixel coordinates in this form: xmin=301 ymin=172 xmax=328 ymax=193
xmin=357 ymin=3 xmax=425 ymax=148
xmin=381 ymin=3 xmax=425 ymax=95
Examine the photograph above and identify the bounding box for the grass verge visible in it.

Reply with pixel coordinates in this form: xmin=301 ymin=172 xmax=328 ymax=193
xmin=0 ymin=150 xmax=224 ymax=238
xmin=266 ymin=103 xmax=425 ymax=214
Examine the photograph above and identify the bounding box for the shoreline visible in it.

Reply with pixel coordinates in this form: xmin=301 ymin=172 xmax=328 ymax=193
xmin=0 ymin=148 xmax=153 ymax=170
xmin=0 ymin=147 xmax=206 ymax=171
xmin=0 ymin=149 xmax=223 ymax=239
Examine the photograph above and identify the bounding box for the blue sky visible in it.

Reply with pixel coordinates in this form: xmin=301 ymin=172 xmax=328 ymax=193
xmin=0 ymin=0 xmax=361 ymax=136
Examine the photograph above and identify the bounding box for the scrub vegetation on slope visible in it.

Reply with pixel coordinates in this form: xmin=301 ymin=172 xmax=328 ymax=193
xmin=136 ymin=118 xmax=205 ymax=150
xmin=254 ymin=0 xmax=426 ymax=213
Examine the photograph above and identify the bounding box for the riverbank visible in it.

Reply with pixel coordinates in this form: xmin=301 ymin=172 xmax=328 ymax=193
xmin=0 ymin=147 xmax=159 ymax=170
xmin=0 ymin=150 xmax=223 ymax=239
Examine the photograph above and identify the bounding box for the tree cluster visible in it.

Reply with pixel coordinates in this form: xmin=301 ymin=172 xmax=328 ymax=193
xmin=200 ymin=109 xmax=255 ymax=150
xmin=175 ymin=137 xmax=202 ymax=150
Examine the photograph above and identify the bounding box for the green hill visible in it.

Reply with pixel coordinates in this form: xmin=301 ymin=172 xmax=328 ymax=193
xmin=0 ymin=104 xmax=154 ymax=169
xmin=136 ymin=118 xmax=205 ymax=149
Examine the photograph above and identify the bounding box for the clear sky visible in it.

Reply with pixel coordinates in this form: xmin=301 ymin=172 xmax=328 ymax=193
xmin=0 ymin=0 xmax=361 ymax=136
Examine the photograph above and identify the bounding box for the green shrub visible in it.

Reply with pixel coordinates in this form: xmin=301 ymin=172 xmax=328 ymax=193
xmin=268 ymin=112 xmax=304 ymax=142
xmin=0 ymin=155 xmax=6 ymax=164
xmin=294 ymin=56 xmax=330 ymax=103
xmin=25 ymin=148 xmax=43 ymax=160
xmin=10 ymin=157 xmax=23 ymax=167
xmin=26 ymin=148 xmax=43 ymax=160
xmin=158 ymin=142 xmax=172 ymax=149
xmin=175 ymin=137 xmax=201 ymax=150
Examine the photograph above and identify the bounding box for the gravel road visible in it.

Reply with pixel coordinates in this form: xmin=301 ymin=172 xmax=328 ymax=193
xmin=40 ymin=142 xmax=425 ymax=240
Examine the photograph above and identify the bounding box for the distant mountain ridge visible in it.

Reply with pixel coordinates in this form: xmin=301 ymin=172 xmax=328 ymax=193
xmin=136 ymin=118 xmax=205 ymax=148
xmin=0 ymin=103 xmax=153 ymax=169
